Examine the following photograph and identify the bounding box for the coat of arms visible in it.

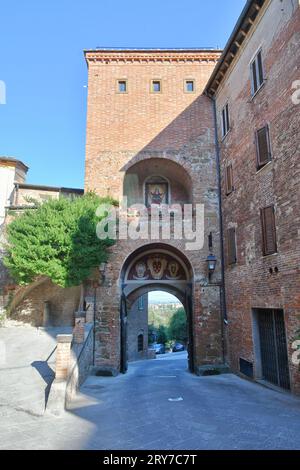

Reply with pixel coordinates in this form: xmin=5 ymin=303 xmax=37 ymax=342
xmin=166 ymin=261 xmax=181 ymax=280
xmin=133 ymin=262 xmax=149 ymax=280
xmin=147 ymin=255 xmax=168 ymax=280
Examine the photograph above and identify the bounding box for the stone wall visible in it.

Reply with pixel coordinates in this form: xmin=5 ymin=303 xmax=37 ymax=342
xmin=10 ymin=279 xmax=81 ymax=327
xmin=127 ymin=294 xmax=148 ymax=362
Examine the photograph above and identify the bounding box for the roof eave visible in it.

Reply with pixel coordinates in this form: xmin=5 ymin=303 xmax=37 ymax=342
xmin=205 ymin=0 xmax=266 ymax=97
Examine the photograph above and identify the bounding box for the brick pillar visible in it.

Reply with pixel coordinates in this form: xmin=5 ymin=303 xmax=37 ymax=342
xmin=55 ymin=334 xmax=73 ymax=380
xmin=73 ymin=311 xmax=86 ymax=344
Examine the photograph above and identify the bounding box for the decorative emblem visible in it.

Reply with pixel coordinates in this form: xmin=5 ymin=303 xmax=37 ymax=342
xmin=133 ymin=262 xmax=149 ymax=280
xmin=147 ymin=255 xmax=168 ymax=280
xmin=166 ymin=261 xmax=181 ymax=280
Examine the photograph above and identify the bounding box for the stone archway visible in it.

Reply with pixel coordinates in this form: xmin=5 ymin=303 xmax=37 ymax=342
xmin=119 ymin=243 xmax=194 ymax=374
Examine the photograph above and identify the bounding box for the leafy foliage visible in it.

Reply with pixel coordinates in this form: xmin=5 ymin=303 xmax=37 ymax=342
xmin=148 ymin=306 xmax=187 ymax=345
xmin=168 ymin=307 xmax=188 ymax=344
xmin=3 ymin=193 xmax=116 ymax=287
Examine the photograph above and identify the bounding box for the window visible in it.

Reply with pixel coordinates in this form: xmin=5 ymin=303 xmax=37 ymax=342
xmin=138 ymin=296 xmax=144 ymax=311
xmin=138 ymin=333 xmax=144 ymax=352
xmin=227 ymin=227 xmax=237 ymax=265
xmin=117 ymin=80 xmax=127 ymax=93
xmin=261 ymin=206 xmax=277 ymax=256
xmin=256 ymin=125 xmax=272 ymax=169
xmin=185 ymin=80 xmax=195 ymax=93
xmin=225 ymin=164 xmax=234 ymax=195
xmin=250 ymin=50 xmax=264 ymax=96
xmin=221 ymin=103 xmax=230 ymax=138
xmin=151 ymin=80 xmax=161 ymax=93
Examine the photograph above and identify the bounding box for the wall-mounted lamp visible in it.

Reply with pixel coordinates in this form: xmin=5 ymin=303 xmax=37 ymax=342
xmin=206 ymin=254 xmax=217 ymax=280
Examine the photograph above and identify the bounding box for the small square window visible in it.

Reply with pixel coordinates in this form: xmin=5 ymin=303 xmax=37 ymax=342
xmin=151 ymin=80 xmax=161 ymax=93
xmin=118 ymin=80 xmax=127 ymax=93
xmin=185 ymin=80 xmax=195 ymax=93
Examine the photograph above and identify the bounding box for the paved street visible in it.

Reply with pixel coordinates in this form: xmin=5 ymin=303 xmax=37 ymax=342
xmin=0 ymin=342 xmax=300 ymax=450
xmin=0 ymin=324 xmax=72 ymax=417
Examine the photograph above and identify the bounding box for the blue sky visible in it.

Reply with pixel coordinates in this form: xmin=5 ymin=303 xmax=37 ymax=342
xmin=0 ymin=0 xmax=246 ymax=189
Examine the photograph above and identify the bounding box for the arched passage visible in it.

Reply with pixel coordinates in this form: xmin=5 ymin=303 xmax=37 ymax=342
xmin=119 ymin=243 xmax=194 ymax=374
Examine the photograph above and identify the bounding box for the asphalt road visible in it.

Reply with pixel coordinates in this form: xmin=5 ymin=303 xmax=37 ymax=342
xmin=1 ymin=344 xmax=300 ymax=450
xmin=69 ymin=351 xmax=300 ymax=450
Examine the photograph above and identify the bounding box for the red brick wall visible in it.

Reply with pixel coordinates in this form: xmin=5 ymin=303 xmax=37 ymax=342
xmin=216 ymin=0 xmax=300 ymax=393
xmin=84 ymin=50 xmax=224 ymax=372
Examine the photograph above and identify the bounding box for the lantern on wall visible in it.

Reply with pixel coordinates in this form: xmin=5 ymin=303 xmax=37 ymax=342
xmin=206 ymin=254 xmax=217 ymax=279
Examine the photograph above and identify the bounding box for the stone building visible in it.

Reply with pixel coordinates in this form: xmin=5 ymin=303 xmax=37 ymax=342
xmin=205 ymin=0 xmax=300 ymax=394
xmin=84 ymin=0 xmax=300 ymax=392
xmin=127 ymin=294 xmax=148 ymax=362
xmin=0 ymin=156 xmax=28 ymax=228
xmin=0 ymin=0 xmax=299 ymax=394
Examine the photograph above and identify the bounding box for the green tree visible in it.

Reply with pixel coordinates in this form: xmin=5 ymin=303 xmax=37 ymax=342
xmin=3 ymin=192 xmax=116 ymax=288
xmin=157 ymin=324 xmax=168 ymax=344
xmin=168 ymin=307 xmax=188 ymax=344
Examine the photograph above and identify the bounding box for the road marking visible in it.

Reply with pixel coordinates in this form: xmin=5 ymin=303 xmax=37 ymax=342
xmin=156 ymin=375 xmax=177 ymax=378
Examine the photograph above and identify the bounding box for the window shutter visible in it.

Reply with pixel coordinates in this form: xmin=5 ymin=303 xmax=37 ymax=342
xmin=228 ymin=227 xmax=237 ymax=265
xmin=222 ymin=108 xmax=226 ymax=137
xmin=257 ymin=51 xmax=264 ymax=87
xmin=251 ymin=60 xmax=258 ymax=94
xmin=261 ymin=206 xmax=277 ymax=255
xmin=225 ymin=164 xmax=233 ymax=195
xmin=225 ymin=104 xmax=230 ymax=132
xmin=256 ymin=126 xmax=271 ymax=168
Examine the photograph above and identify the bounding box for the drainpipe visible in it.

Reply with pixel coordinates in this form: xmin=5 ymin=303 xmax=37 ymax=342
xmin=210 ymin=94 xmax=228 ymax=364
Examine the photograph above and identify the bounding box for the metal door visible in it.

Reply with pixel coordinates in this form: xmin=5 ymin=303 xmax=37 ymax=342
xmin=185 ymin=285 xmax=195 ymax=373
xmin=258 ymin=309 xmax=290 ymax=390
xmin=120 ymin=292 xmax=128 ymax=374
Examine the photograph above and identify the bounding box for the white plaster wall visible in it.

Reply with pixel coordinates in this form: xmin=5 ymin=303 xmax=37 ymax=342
xmin=0 ymin=165 xmax=16 ymax=227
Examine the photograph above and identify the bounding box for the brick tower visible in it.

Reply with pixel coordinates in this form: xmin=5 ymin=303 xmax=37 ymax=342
xmin=84 ymin=49 xmax=224 ymax=373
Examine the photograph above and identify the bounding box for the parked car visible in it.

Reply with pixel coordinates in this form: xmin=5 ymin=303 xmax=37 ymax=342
xmin=172 ymin=342 xmax=185 ymax=353
xmin=149 ymin=343 xmax=166 ymax=354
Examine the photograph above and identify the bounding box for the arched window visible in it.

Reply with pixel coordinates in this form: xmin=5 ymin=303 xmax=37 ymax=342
xmin=138 ymin=333 xmax=144 ymax=352
xmin=145 ymin=176 xmax=169 ymax=208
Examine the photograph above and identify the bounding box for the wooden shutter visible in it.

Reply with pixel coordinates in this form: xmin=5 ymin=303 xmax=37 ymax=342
xmin=251 ymin=60 xmax=258 ymax=94
xmin=227 ymin=227 xmax=237 ymax=265
xmin=261 ymin=206 xmax=277 ymax=255
xmin=256 ymin=126 xmax=271 ymax=168
xmin=225 ymin=164 xmax=234 ymax=195
xmin=222 ymin=108 xmax=226 ymax=137
xmin=257 ymin=51 xmax=264 ymax=87
xmin=225 ymin=104 xmax=230 ymax=132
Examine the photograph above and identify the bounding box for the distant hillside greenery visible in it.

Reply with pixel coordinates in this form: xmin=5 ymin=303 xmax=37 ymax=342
xmin=148 ymin=305 xmax=187 ymax=346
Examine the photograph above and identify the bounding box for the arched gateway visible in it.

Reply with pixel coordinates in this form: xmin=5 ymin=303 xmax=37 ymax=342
xmin=120 ymin=244 xmax=194 ymax=373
